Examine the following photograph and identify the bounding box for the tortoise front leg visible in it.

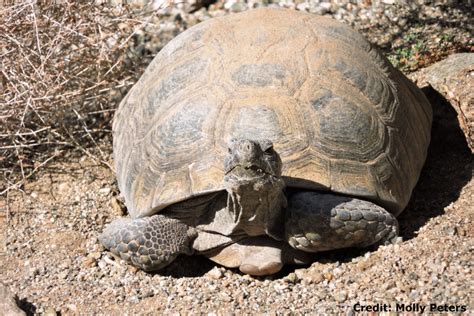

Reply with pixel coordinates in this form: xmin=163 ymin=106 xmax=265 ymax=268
xmin=285 ymin=191 xmax=398 ymax=252
xmin=100 ymin=215 xmax=197 ymax=271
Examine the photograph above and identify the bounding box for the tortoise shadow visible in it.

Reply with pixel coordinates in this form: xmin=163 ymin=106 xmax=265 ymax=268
xmin=398 ymin=86 xmax=472 ymax=240
xmin=17 ymin=297 xmax=37 ymax=316
xmin=151 ymin=254 xmax=215 ymax=278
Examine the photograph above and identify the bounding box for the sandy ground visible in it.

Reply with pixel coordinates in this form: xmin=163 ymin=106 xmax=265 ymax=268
xmin=1 ymin=83 xmax=472 ymax=314
xmin=1 ymin=1 xmax=472 ymax=315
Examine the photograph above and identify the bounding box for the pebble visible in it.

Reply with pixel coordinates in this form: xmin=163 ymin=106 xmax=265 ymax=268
xmin=110 ymin=197 xmax=126 ymax=216
xmin=284 ymin=272 xmax=298 ymax=284
xmin=231 ymin=2 xmax=248 ymax=12
xmin=43 ymin=307 xmax=57 ymax=316
xmin=295 ymin=269 xmax=325 ymax=284
xmin=66 ymin=304 xmax=78 ymax=312
xmin=99 ymin=187 xmax=111 ymax=195
xmin=356 ymin=258 xmax=374 ymax=271
xmin=319 ymin=2 xmax=332 ymax=12
xmin=207 ymin=267 xmax=224 ymax=279
xmin=59 ymin=270 xmax=69 ymax=279
xmin=323 ymin=272 xmax=334 ymax=281
xmin=98 ymin=259 xmax=108 ymax=270
xmin=82 ymin=256 xmax=97 ymax=268
xmin=446 ymin=226 xmax=457 ymax=236
xmin=335 ymin=291 xmax=347 ymax=302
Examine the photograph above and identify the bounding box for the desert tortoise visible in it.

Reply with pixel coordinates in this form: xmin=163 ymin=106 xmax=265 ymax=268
xmin=100 ymin=8 xmax=432 ymax=275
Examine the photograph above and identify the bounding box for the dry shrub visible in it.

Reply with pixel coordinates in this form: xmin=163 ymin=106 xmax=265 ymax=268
xmin=0 ymin=1 xmax=164 ymax=194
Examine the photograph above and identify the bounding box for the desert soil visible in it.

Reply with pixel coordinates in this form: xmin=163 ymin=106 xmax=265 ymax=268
xmin=1 ymin=1 xmax=473 ymax=314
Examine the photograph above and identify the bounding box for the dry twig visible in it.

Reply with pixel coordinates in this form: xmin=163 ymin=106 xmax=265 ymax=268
xmin=1 ymin=1 xmax=162 ymax=194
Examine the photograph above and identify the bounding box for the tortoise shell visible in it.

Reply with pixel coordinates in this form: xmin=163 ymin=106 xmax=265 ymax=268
xmin=113 ymin=8 xmax=432 ymax=219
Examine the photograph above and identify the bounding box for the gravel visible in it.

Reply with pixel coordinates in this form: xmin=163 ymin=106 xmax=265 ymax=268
xmin=1 ymin=0 xmax=472 ymax=314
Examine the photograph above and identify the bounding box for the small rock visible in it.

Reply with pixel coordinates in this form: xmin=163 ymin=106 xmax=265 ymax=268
xmin=296 ymin=2 xmax=308 ymax=11
xmin=99 ymin=187 xmax=111 ymax=195
xmin=309 ymin=271 xmax=325 ymax=284
xmin=381 ymin=282 xmax=396 ymax=294
xmin=446 ymin=226 xmax=457 ymax=236
xmin=409 ymin=290 xmax=419 ymax=300
xmin=140 ymin=289 xmax=154 ymax=298
xmin=273 ymin=283 xmax=288 ymax=291
xmin=335 ymin=291 xmax=347 ymax=303
xmin=357 ymin=259 xmax=373 ymax=271
xmin=311 ymin=6 xmax=329 ymax=15
xmin=284 ymin=272 xmax=299 ymax=284
xmin=90 ymin=252 xmax=102 ymax=260
xmin=324 ymin=272 xmax=334 ymax=281
xmin=393 ymin=236 xmax=403 ymax=244
xmin=43 ymin=307 xmax=57 ymax=316
xmin=111 ymin=197 xmax=126 ymax=216
xmin=59 ymin=270 xmax=69 ymax=279
xmin=207 ymin=267 xmax=224 ymax=279
xmin=82 ymin=256 xmax=97 ymax=268
xmin=295 ymin=269 xmax=325 ymax=284
xmin=319 ymin=2 xmax=332 ymax=12
xmin=98 ymin=259 xmax=108 ymax=270
xmin=128 ymin=265 xmax=139 ymax=273
xmin=66 ymin=304 xmax=78 ymax=312
xmin=294 ymin=268 xmax=306 ymax=280
xmin=230 ymin=2 xmax=247 ymax=12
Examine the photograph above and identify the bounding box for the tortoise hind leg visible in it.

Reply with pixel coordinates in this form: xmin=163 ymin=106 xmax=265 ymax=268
xmin=285 ymin=191 xmax=398 ymax=252
xmin=100 ymin=215 xmax=197 ymax=271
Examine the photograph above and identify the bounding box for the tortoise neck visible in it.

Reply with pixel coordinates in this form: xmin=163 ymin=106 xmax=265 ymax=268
xmin=224 ymin=174 xmax=286 ymax=240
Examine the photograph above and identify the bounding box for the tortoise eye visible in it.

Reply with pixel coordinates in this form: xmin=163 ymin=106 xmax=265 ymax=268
xmin=258 ymin=139 xmax=273 ymax=153
xmin=263 ymin=145 xmax=273 ymax=154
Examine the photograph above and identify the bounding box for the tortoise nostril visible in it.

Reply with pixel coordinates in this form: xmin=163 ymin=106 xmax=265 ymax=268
xmin=238 ymin=140 xmax=253 ymax=152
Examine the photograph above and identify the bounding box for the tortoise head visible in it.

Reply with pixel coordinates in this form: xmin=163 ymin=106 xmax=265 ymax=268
xmin=224 ymin=138 xmax=282 ymax=181
xmin=223 ymin=138 xmax=285 ymax=239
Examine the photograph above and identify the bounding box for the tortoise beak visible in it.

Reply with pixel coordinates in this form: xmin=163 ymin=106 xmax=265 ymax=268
xmin=224 ymin=139 xmax=278 ymax=177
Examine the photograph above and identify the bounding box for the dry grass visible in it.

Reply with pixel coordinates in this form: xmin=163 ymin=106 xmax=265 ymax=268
xmin=0 ymin=1 xmax=165 ymax=195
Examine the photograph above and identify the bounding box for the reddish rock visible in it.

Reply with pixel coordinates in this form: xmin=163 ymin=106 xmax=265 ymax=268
xmin=411 ymin=53 xmax=474 ymax=152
